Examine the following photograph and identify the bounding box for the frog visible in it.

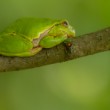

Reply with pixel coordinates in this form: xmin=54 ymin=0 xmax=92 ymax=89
xmin=0 ymin=18 xmax=75 ymax=57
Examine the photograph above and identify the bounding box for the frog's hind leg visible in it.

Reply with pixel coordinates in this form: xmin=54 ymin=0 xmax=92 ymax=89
xmin=0 ymin=34 xmax=33 ymax=57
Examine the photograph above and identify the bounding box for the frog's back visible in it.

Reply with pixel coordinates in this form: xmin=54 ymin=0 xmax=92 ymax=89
xmin=1 ymin=18 xmax=60 ymax=40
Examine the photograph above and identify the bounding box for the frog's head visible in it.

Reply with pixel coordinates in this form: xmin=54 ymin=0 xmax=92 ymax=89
xmin=56 ymin=20 xmax=75 ymax=47
xmin=58 ymin=20 xmax=75 ymax=37
xmin=33 ymin=19 xmax=75 ymax=48
xmin=48 ymin=20 xmax=75 ymax=38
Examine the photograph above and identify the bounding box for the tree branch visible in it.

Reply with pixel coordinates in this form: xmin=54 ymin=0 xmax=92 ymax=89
xmin=0 ymin=27 xmax=110 ymax=72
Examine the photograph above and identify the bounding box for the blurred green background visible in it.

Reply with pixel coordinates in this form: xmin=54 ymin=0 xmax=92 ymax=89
xmin=0 ymin=0 xmax=110 ymax=110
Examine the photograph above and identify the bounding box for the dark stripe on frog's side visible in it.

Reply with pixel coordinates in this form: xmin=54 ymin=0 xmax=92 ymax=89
xmin=32 ymin=27 xmax=53 ymax=47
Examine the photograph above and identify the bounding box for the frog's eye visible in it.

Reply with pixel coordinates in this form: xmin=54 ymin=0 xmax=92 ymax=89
xmin=62 ymin=21 xmax=68 ymax=27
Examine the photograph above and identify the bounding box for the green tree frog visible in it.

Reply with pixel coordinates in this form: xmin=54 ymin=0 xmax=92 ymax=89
xmin=0 ymin=18 xmax=75 ymax=57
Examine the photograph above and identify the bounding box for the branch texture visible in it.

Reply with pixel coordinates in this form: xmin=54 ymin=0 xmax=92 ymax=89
xmin=0 ymin=27 xmax=110 ymax=72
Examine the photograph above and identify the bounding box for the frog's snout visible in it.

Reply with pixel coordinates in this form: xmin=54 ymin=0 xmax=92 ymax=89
xmin=67 ymin=32 xmax=75 ymax=38
xmin=67 ymin=29 xmax=75 ymax=38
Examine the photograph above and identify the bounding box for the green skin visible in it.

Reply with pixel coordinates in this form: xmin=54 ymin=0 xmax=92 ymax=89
xmin=0 ymin=18 xmax=75 ymax=57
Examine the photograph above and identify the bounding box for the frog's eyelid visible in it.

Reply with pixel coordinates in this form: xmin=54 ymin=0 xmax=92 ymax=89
xmin=62 ymin=21 xmax=69 ymax=27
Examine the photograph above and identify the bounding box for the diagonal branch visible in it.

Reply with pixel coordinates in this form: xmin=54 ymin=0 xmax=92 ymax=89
xmin=0 ymin=27 xmax=110 ymax=72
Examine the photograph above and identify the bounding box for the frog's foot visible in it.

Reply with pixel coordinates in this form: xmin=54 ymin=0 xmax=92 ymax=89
xmin=63 ymin=37 xmax=73 ymax=47
xmin=30 ymin=46 xmax=42 ymax=55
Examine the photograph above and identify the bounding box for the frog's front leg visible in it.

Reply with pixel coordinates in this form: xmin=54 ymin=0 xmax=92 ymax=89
xmin=39 ymin=35 xmax=67 ymax=48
